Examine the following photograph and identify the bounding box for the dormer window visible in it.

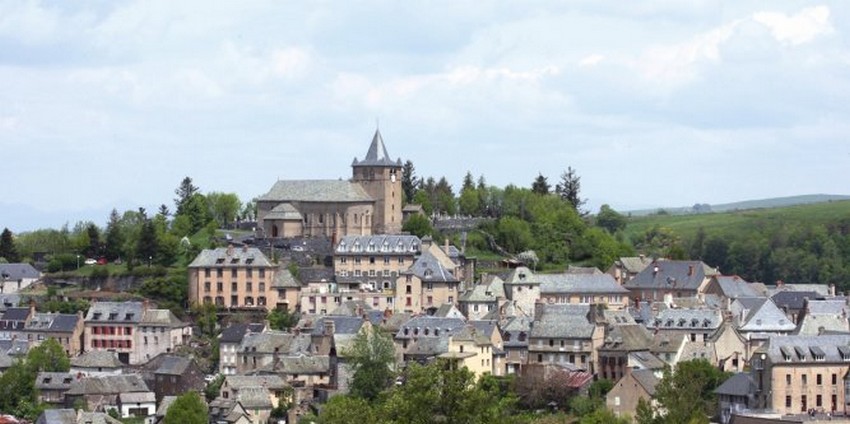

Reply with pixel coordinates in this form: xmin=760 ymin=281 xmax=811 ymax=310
xmin=810 ymin=346 xmax=826 ymax=361
xmin=108 ymin=313 xmax=117 ymax=321
xmin=678 ymin=318 xmax=686 ymax=327
xmin=691 ymin=318 xmax=699 ymax=327
xmin=703 ymin=318 xmax=711 ymax=327
xmin=781 ymin=346 xmax=793 ymax=362
xmin=231 ymin=258 xmax=239 ymax=264
xmin=216 ymin=257 xmax=225 ymax=264
xmin=838 ymin=346 xmax=850 ymax=361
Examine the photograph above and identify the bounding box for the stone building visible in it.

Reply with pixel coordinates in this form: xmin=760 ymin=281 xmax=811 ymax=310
xmin=257 ymin=130 xmax=403 ymax=239
xmin=188 ymin=246 xmax=277 ymax=309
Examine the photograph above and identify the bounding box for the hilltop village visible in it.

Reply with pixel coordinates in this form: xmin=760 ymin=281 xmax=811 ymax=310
xmin=1 ymin=133 xmax=849 ymax=424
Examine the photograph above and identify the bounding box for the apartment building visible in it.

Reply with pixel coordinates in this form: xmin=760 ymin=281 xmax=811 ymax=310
xmin=188 ymin=246 xmax=277 ymax=309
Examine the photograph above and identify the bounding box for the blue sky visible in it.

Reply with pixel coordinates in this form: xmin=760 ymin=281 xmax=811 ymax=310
xmin=2 ymin=1 xmax=849 ymax=232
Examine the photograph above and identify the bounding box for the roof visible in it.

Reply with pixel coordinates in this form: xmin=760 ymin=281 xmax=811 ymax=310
xmin=119 ymin=392 xmax=155 ymax=404
xmin=714 ymin=373 xmax=756 ymax=397
xmin=433 ymin=304 xmax=464 ymax=318
xmin=219 ymin=323 xmax=266 ymax=344
xmin=651 ymin=332 xmax=687 ymax=354
xmin=714 ymin=276 xmax=760 ymax=299
xmin=395 ymin=316 xmax=466 ymax=340
xmin=764 ymin=334 xmax=850 ymax=363
xmin=795 ymin=299 xmax=849 ymax=335
xmin=37 ymin=410 xmax=122 ymax=424
xmin=277 ymin=355 xmax=330 ymax=374
xmin=0 ymin=263 xmax=40 ymax=280
xmin=459 ymin=277 xmax=505 ymax=303
xmin=0 ymin=351 xmax=12 ymax=369
xmin=405 ymin=336 xmax=449 ymax=357
xmin=451 ymin=325 xmax=492 ymax=346
xmin=630 ymin=369 xmax=661 ymax=396
xmin=297 ymin=267 xmax=336 ymax=284
xmin=770 ymin=291 xmax=822 ymax=310
xmin=156 ymin=396 xmax=177 ymax=418
xmin=1 ymin=307 xmax=31 ymax=322
xmin=336 ymin=234 xmax=420 ymax=255
xmin=648 ymin=308 xmax=721 ymax=331
xmin=66 ymin=374 xmax=150 ymax=395
xmin=502 ymin=267 xmax=540 ymax=285
xmin=241 ymin=331 xmax=312 ymax=355
xmin=530 ymin=304 xmax=595 ymax=339
xmin=155 ymin=355 xmax=193 ymax=375
xmin=142 ymin=308 xmax=185 ymax=327
xmin=264 ymin=203 xmax=303 ymax=221
xmin=601 ymin=324 xmax=652 ymax=352
xmin=272 ymin=268 xmax=301 ymax=288
xmin=538 ymin=273 xmax=628 ymax=295
xmin=629 ymin=351 xmax=666 ymax=370
xmin=311 ymin=316 xmax=365 ymax=336
xmin=565 ymin=266 xmax=603 ymax=275
xmin=85 ymin=301 xmax=143 ymax=323
xmin=736 ymin=298 xmax=795 ymax=332
xmin=615 ymin=257 xmax=654 ymax=274
xmin=469 ymin=320 xmax=498 ymax=339
xmin=407 ymin=249 xmax=458 ymax=283
xmin=351 ymin=129 xmax=401 ymax=168
xmin=188 ymin=247 xmax=273 ymax=268
xmin=224 ymin=375 xmax=287 ymax=391
xmin=235 ymin=387 xmax=273 ymax=409
xmin=624 ymin=260 xmax=708 ymax=291
xmin=259 ymin=179 xmax=372 ymax=203
xmin=36 ymin=372 xmax=77 ymax=390
xmin=70 ymin=350 xmax=123 ymax=369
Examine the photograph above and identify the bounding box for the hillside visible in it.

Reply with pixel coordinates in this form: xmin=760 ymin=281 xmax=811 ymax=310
xmin=626 ymin=194 xmax=850 ymax=217
xmin=623 ymin=199 xmax=850 ymax=242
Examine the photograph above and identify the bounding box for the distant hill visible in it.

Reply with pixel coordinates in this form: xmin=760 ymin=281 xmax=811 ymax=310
xmin=626 ymin=194 xmax=850 ymax=217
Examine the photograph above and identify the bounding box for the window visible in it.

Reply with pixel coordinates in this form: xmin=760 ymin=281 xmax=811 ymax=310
xmin=406 ymin=298 xmax=411 ymax=306
xmin=448 ymin=296 xmax=453 ymax=303
xmin=259 ymin=269 xmax=265 ymax=278
xmin=355 ymin=258 xmax=362 ymax=265
xmin=217 ymin=282 xmax=223 ymax=291
xmin=426 ymin=296 xmax=433 ymax=305
xmin=817 ymin=394 xmax=822 ymax=407
xmin=801 ymin=395 xmax=807 ymax=412
xmin=398 ymin=257 xmax=404 ymax=264
xmin=259 ymin=282 xmax=265 ymax=292
xmin=246 ymin=282 xmax=253 ymax=292
xmin=246 ymin=268 xmax=252 ymax=277
xmin=384 ymin=257 xmax=390 ymax=265
xmin=217 ymin=268 xmax=223 ymax=277
xmin=370 ymin=257 xmax=376 ymax=264
xmin=231 ymin=295 xmax=238 ymax=306
xmin=802 ymin=374 xmax=808 ymax=385
xmin=786 ymin=374 xmax=792 ymax=385
xmin=231 ymin=282 xmax=237 ymax=291
xmin=339 ymin=257 xmax=347 ymax=264
xmin=231 ymin=269 xmax=237 ymax=278
xmin=204 ymin=282 xmax=211 ymax=292
xmin=833 ymin=374 xmax=838 ymax=385
xmin=817 ymin=374 xmax=822 ymax=385
xmin=786 ymin=396 xmax=792 ymax=408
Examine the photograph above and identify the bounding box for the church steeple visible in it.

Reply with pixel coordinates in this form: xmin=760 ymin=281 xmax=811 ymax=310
xmin=352 ymin=129 xmax=401 ymax=167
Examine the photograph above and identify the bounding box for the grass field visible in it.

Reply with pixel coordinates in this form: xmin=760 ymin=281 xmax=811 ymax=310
xmin=623 ymin=199 xmax=850 ymax=242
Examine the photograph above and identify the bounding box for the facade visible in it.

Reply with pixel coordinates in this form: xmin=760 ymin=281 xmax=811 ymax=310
xmin=0 ymin=263 xmax=40 ymax=294
xmin=606 ymin=369 xmax=660 ymax=420
xmin=623 ymin=260 xmax=714 ymax=302
xmin=219 ymin=323 xmax=266 ymax=375
xmin=396 ymin=245 xmax=460 ymax=313
xmin=458 ymin=275 xmax=505 ymax=321
xmin=538 ymin=272 xmax=630 ymax=310
xmin=22 ymin=312 xmax=84 ymax=356
xmin=606 ymin=256 xmax=653 ymax=285
xmin=752 ymin=334 xmax=850 ymax=415
xmin=188 ymin=246 xmax=277 ymax=309
xmin=597 ymin=324 xmax=654 ymax=382
xmin=257 ymin=130 xmax=403 ymax=238
xmin=528 ymin=303 xmax=604 ymax=373
xmin=439 ymin=325 xmax=494 ymax=379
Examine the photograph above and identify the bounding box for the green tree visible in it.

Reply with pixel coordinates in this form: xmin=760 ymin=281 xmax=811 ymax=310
xmin=104 ymin=209 xmax=125 ymax=261
xmin=204 ymin=375 xmax=225 ymax=402
xmin=402 ymin=160 xmax=419 ymax=204
xmin=0 ymin=228 xmax=20 ymax=263
xmin=579 ymin=408 xmax=630 ymax=424
xmin=402 ymin=214 xmax=433 ymax=238
xmin=596 ymin=205 xmax=627 ymax=234
xmin=164 ymin=391 xmax=208 ymax=424
xmin=193 ymin=302 xmax=219 ymax=338
xmin=26 ymin=338 xmax=70 ymax=373
xmin=344 ymin=329 xmax=396 ymax=401
xmin=84 ymin=223 xmax=101 ymax=258
xmin=554 ymin=167 xmax=586 ymax=213
xmin=531 ymin=173 xmax=550 ymax=195
xmin=319 ymin=394 xmax=377 ymax=424
xmin=496 ymin=216 xmax=533 ymax=253
xmin=183 ymin=193 xmax=214 ymax=234
xmin=267 ymin=307 xmax=300 ymax=331
xmin=137 ymin=217 xmax=158 ymax=265
xmin=206 ymin=192 xmax=242 ymax=229
xmin=412 ymin=191 xmax=433 ymax=216
xmin=638 ymin=359 xmax=731 ymax=424
xmin=174 ymin=176 xmax=200 ymax=214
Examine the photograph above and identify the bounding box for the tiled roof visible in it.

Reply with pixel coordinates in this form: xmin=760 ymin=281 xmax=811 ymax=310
xmin=259 ymin=180 xmax=372 ymax=203
xmin=459 ymin=277 xmax=505 ymax=303
xmin=351 ymin=129 xmax=401 ymax=168
xmin=502 ymin=267 xmax=540 ymax=285
xmin=336 ymin=234 xmax=420 ymax=255
xmin=188 ymin=247 xmax=272 ymax=268
xmin=796 ymin=300 xmax=849 ymax=335
xmin=37 ymin=410 xmax=122 ymax=424
xmin=277 ymin=355 xmax=330 ymax=374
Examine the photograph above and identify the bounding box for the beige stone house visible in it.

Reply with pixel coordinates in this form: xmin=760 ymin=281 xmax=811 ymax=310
xmin=188 ymin=246 xmax=277 ymax=309
xmin=527 ymin=303 xmax=604 ymax=373
xmin=439 ymin=325 xmax=494 ymax=379
xmin=396 ymin=244 xmax=460 ymax=313
xmin=22 ymin=311 xmax=84 ymax=356
xmin=606 ymin=369 xmax=661 ymax=421
xmin=256 ymin=130 xmax=403 ymax=238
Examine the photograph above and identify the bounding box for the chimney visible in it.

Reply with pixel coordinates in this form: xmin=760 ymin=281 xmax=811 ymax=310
xmin=533 ymin=300 xmax=544 ymax=322
xmin=142 ymin=299 xmax=150 ymax=312
xmin=776 ymin=279 xmax=784 ymax=288
xmin=830 ymin=284 xmax=836 ymax=297
xmin=227 ymin=244 xmax=235 ymax=256
xmin=688 ymin=265 xmax=694 ymax=277
xmin=242 ymin=245 xmax=248 ymax=253
xmin=324 ymin=319 xmax=335 ymax=336
xmin=444 ymin=238 xmax=450 ymax=254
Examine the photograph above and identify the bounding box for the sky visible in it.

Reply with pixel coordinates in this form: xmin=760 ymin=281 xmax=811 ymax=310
xmin=2 ymin=0 xmax=850 ymax=232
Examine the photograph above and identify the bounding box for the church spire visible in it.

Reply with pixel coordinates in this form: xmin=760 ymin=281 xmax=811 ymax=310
xmin=352 ymin=128 xmax=401 ymax=167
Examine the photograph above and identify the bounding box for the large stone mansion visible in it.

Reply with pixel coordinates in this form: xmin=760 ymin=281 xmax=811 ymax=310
xmin=256 ymin=130 xmax=403 ymax=239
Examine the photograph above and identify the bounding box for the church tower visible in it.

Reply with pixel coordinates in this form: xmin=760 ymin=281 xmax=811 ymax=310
xmin=352 ymin=129 xmax=403 ymax=234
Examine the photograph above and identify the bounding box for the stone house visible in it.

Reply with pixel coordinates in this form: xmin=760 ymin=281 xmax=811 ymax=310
xmin=598 ymin=324 xmax=653 ymax=382
xmin=36 ymin=372 xmax=78 ymax=406
xmin=64 ymin=374 xmax=155 ymax=419
xmin=70 ymin=350 xmax=124 ymax=377
xmin=0 ymin=263 xmax=40 ymax=294
xmin=22 ymin=312 xmax=84 ymax=356
xmin=458 ymin=275 xmax=505 ymax=321
xmin=439 ymin=325 xmax=494 ymax=379
xmin=607 ymin=256 xmax=654 ymax=285
xmin=396 ymin=244 xmax=460 ymax=313
xmin=538 ymin=272 xmax=630 ymax=310
xmin=187 ymin=246 xmax=277 ymax=309
xmin=606 ymin=369 xmax=661 ymax=420
xmin=715 ymin=372 xmax=757 ymax=424
xmin=219 ymin=323 xmax=267 ymax=375
xmin=623 ymin=260 xmax=715 ymax=302
xmin=219 ymin=375 xmax=290 ymax=424
xmin=527 ymin=303 xmax=604 ymax=373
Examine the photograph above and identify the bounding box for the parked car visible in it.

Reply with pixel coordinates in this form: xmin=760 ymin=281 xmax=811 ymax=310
xmin=84 ymin=258 xmax=97 ymax=265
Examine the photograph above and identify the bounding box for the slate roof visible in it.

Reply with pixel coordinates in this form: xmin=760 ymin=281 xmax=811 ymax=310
xmin=764 ymin=334 xmax=850 ymax=363
xmin=538 ymin=273 xmax=628 ymax=295
xmin=459 ymin=277 xmax=505 ymax=303
xmin=66 ymin=374 xmax=150 ymax=395
xmin=156 ymin=396 xmax=177 ymax=418
xmin=0 ymin=294 xmax=20 ymax=311
xmin=311 ymin=316 xmax=366 ymax=336
xmin=0 ymin=351 xmax=12 ymax=369
xmin=530 ymin=304 xmax=595 ymax=339
xmin=734 ymin=298 xmax=795 ymax=333
xmin=406 ymin=250 xmax=458 ymax=283
xmin=37 ymin=410 xmax=122 ymax=424
xmin=1 ymin=307 xmax=31 ymax=322
xmin=395 ymin=316 xmax=466 ymax=340
xmin=433 ymin=304 xmax=464 ymax=318
xmin=651 ymin=332 xmax=687 ymax=354
xmin=714 ymin=276 xmax=760 ymax=299
xmin=224 ymin=375 xmax=287 ymax=391
xmin=154 ymin=356 xmax=193 ymax=375
xmin=336 ymin=235 xmax=420 ymax=255
xmin=277 ymin=355 xmax=330 ymax=374
xmin=241 ymin=331 xmax=312 ymax=355
xmin=502 ymin=267 xmax=540 ymax=285
xmin=629 ymin=351 xmax=666 ymax=370
xmin=119 ymin=392 xmax=155 ymax=404
xmin=297 ymin=267 xmax=335 ymax=284
xmin=405 ymin=336 xmax=449 ymax=357
xmin=219 ymin=323 xmax=266 ymax=344
xmin=615 ymin=257 xmax=654 ymax=274
xmin=795 ymin=299 xmax=849 ymax=335
xmin=141 ymin=308 xmax=185 ymax=328
xmin=647 ymin=308 xmax=721 ymax=331
xmin=630 ymin=369 xmax=661 ymax=396
xmin=272 ymin=268 xmax=301 ymax=289
xmin=601 ymin=324 xmax=652 ymax=351
xmin=501 ymin=315 xmax=532 ymax=348
xmin=624 ymin=260 xmax=708 ymax=291
xmin=0 ymin=339 xmax=29 ymax=356
xmin=565 ymin=266 xmax=603 ymax=275
xmin=235 ymin=387 xmax=273 ymax=409
xmin=188 ymin=247 xmax=272 ymax=268
xmin=70 ymin=350 xmax=123 ymax=369
xmin=469 ymin=320 xmax=498 ymax=340
xmin=264 ymin=203 xmax=303 ymax=221
xmin=0 ymin=263 xmax=40 ymax=280
xmin=451 ymin=325 xmax=492 ymax=346
xmin=259 ymin=180 xmax=372 ymax=203
xmin=603 ymin=309 xmax=636 ymax=326
xmin=714 ymin=372 xmax=756 ymax=397
xmin=351 ymin=129 xmax=402 ymax=168
xmin=85 ymin=302 xmax=143 ymax=324
xmin=36 ymin=372 xmax=76 ymax=390
xmin=770 ymin=291 xmax=822 ymax=310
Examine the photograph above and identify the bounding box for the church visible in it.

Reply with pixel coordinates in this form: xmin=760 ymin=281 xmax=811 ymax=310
xmin=256 ymin=130 xmax=403 ymax=239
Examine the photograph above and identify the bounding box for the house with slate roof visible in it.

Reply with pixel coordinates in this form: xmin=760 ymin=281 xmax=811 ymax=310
xmin=646 ymin=307 xmax=723 ymax=343
xmin=394 ymin=315 xmax=466 ymax=359
xmin=500 ymin=314 xmax=532 ymax=375
xmin=36 ymin=409 xmax=123 ymax=424
xmin=704 ymin=275 xmax=762 ymax=310
xmin=146 ymin=355 xmax=205 ymax=403
xmin=598 ymin=324 xmax=654 ymax=381
xmin=459 ymin=275 xmax=506 ymax=321
xmin=188 ymin=245 xmax=277 ymax=309
xmin=0 ymin=263 xmax=40 ymax=294
xmin=623 ymin=260 xmax=714 ymax=302
xmin=794 ymin=298 xmax=849 ymax=336
xmin=607 ymin=255 xmax=654 ymax=284
xmin=70 ymin=350 xmax=124 ymax=377
xmin=236 ymin=330 xmax=312 ymax=374
xmin=64 ymin=374 xmax=155 ymax=418
xmin=397 ymin=239 xmax=461 ymax=313
xmin=502 ymin=267 xmax=541 ymax=318
xmin=36 ymin=372 xmax=78 ymax=405
xmin=0 ymin=305 xmax=33 ymax=340
xmin=538 ymin=272 xmax=630 ymax=310
xmin=751 ymin=334 xmax=850 ymax=414
xmin=439 ymin=325 xmax=494 ymax=379
xmin=528 ymin=303 xmax=604 ymax=373
xmin=731 ymin=297 xmax=796 ymax=357
xmin=219 ymin=323 xmax=267 ymax=375
xmin=606 ymin=369 xmax=661 ymax=420
xmin=218 ymin=375 xmax=290 ymax=424
xmin=256 ymin=129 xmax=403 ymax=238
xmin=770 ymin=289 xmax=826 ymax=325
xmin=715 ymin=372 xmax=757 ymax=424
xmin=23 ymin=311 xmax=84 ymax=356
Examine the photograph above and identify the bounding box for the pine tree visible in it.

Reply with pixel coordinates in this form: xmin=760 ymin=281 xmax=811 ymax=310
xmin=555 ymin=167 xmax=586 ymax=213
xmin=0 ymin=228 xmax=20 ymax=262
xmin=402 ymin=160 xmax=418 ymax=203
xmin=531 ymin=173 xmax=550 ymax=195
xmin=174 ymin=176 xmax=199 ymax=215
xmin=104 ymin=209 xmax=125 ymax=261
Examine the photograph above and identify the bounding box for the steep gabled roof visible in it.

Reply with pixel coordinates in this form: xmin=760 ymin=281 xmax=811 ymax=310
xmin=530 ymin=304 xmax=595 ymax=339
xmin=624 ymin=260 xmax=708 ymax=291
xmin=737 ymin=298 xmax=795 ymax=332
xmin=714 ymin=372 xmax=756 ymax=397
xmin=0 ymin=263 xmax=40 ymax=280
xmin=714 ymin=275 xmax=760 ymax=299
xmin=351 ymin=129 xmax=401 ymax=168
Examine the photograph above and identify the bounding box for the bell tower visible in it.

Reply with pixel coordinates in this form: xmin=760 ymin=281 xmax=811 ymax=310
xmin=351 ymin=129 xmax=403 ymax=234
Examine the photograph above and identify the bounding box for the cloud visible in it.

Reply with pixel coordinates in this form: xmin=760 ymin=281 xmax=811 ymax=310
xmin=579 ymin=54 xmax=604 ymax=67
xmin=753 ymin=5 xmax=833 ymax=46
